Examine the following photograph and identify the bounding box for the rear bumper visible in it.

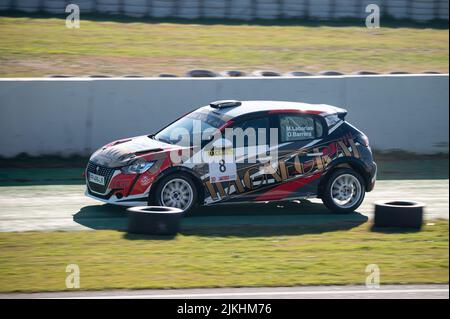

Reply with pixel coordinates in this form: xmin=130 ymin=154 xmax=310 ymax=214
xmin=366 ymin=162 xmax=377 ymax=192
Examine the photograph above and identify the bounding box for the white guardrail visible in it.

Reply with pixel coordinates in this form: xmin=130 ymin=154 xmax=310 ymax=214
xmin=0 ymin=74 xmax=448 ymax=157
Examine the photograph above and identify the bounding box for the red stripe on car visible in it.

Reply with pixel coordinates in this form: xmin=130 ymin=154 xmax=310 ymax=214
xmin=254 ymin=172 xmax=322 ymax=201
xmin=219 ymin=120 xmax=234 ymax=132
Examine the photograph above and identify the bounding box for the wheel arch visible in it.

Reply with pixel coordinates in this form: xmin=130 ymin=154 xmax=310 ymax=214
xmin=318 ymin=157 xmax=371 ymax=198
xmin=149 ymin=166 xmax=205 ymax=205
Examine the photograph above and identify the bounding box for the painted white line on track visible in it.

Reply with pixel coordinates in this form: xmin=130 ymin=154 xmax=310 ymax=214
xmin=53 ymin=288 xmax=449 ymax=299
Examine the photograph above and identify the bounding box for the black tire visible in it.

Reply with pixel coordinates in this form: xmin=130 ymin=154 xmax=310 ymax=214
xmin=127 ymin=206 xmax=183 ymax=235
xmin=321 ymin=168 xmax=366 ymax=214
xmin=374 ymin=201 xmax=424 ymax=229
xmin=150 ymin=173 xmax=198 ymax=215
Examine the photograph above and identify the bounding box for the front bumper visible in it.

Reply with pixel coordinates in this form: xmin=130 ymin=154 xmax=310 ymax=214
xmin=85 ymin=188 xmax=148 ymax=206
xmin=85 ymin=163 xmax=154 ymax=206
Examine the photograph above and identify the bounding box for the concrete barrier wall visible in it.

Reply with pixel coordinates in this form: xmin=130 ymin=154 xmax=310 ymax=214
xmin=1 ymin=0 xmax=449 ymax=21
xmin=0 ymin=74 xmax=448 ymax=157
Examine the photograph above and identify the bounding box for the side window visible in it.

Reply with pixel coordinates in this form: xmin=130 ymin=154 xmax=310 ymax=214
xmin=279 ymin=114 xmax=323 ymax=142
xmin=315 ymin=120 xmax=324 ymax=137
xmin=232 ymin=116 xmax=270 ymax=147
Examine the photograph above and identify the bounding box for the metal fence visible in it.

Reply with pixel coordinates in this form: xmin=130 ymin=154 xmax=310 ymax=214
xmin=0 ymin=0 xmax=448 ymax=21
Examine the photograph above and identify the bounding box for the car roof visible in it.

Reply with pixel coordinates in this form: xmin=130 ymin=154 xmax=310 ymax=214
xmin=199 ymin=100 xmax=347 ymax=119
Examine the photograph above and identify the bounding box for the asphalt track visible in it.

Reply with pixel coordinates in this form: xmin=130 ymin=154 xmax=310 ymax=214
xmin=0 ymin=179 xmax=448 ymax=232
xmin=0 ymin=284 xmax=448 ymax=299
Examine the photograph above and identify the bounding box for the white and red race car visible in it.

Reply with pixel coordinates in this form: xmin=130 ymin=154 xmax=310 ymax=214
xmin=86 ymin=100 xmax=376 ymax=214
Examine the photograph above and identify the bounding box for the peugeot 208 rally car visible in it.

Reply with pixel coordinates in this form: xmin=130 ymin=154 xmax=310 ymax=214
xmin=85 ymin=100 xmax=377 ymax=214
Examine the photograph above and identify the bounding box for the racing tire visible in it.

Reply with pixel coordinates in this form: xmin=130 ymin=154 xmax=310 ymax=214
xmin=321 ymin=168 xmax=366 ymax=214
xmin=374 ymin=201 xmax=424 ymax=229
xmin=150 ymin=173 xmax=198 ymax=215
xmin=127 ymin=206 xmax=183 ymax=235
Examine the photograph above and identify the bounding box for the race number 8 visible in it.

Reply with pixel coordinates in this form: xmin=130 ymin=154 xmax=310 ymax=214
xmin=219 ymin=159 xmax=226 ymax=173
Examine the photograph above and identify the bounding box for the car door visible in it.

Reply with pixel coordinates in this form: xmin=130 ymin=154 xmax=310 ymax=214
xmin=208 ymin=114 xmax=274 ymax=202
xmin=266 ymin=112 xmax=326 ymax=199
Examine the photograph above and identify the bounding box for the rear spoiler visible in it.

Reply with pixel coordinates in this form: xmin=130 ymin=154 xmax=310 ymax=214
xmin=337 ymin=109 xmax=347 ymax=120
xmin=317 ymin=104 xmax=347 ymax=119
xmin=324 ymin=107 xmax=347 ymax=127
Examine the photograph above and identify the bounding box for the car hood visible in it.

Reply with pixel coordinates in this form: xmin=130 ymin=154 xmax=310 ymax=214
xmin=89 ymin=135 xmax=176 ymax=168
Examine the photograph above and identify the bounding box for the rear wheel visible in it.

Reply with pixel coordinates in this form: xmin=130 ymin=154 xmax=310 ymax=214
xmin=321 ymin=168 xmax=365 ymax=213
xmin=151 ymin=173 xmax=198 ymax=215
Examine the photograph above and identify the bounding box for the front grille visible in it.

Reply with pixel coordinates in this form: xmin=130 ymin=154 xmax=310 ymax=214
xmin=86 ymin=162 xmax=116 ymax=194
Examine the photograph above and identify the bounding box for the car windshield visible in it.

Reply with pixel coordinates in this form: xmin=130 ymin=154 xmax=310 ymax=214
xmin=154 ymin=110 xmax=226 ymax=147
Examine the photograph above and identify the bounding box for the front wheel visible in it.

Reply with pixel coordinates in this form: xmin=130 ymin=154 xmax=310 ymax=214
xmin=151 ymin=173 xmax=198 ymax=215
xmin=321 ymin=168 xmax=366 ymax=214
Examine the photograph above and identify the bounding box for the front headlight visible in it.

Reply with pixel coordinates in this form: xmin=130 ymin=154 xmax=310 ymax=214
xmin=121 ymin=160 xmax=156 ymax=174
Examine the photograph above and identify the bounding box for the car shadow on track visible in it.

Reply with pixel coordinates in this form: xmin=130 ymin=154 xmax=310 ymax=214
xmin=73 ymin=200 xmax=369 ymax=238
xmin=73 ymin=204 xmax=129 ymax=231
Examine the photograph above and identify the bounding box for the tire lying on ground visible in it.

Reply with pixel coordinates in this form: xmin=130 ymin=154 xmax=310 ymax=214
xmin=353 ymin=71 xmax=379 ymax=75
xmin=252 ymin=70 xmax=281 ymax=77
xmin=374 ymin=200 xmax=425 ymax=229
xmin=159 ymin=73 xmax=178 ymax=77
xmin=319 ymin=70 xmax=344 ymax=76
xmin=88 ymin=75 xmax=112 ymax=78
xmin=285 ymin=71 xmax=313 ymax=77
xmin=127 ymin=206 xmax=183 ymax=235
xmin=186 ymin=69 xmax=217 ymax=77
xmin=47 ymin=74 xmax=75 ymax=78
xmin=220 ymin=70 xmax=247 ymax=77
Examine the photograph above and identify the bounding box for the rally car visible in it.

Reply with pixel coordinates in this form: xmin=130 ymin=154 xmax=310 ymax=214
xmin=85 ymin=100 xmax=377 ymax=214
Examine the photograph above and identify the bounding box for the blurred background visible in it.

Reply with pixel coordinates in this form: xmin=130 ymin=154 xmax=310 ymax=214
xmin=0 ymin=0 xmax=448 ymax=77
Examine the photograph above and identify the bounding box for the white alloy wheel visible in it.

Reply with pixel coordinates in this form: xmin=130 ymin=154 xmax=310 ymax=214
xmin=160 ymin=178 xmax=194 ymax=211
xmin=330 ymin=173 xmax=363 ymax=209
